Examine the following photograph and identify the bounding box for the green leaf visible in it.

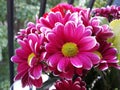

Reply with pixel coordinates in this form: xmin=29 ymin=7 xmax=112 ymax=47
xmin=107 ymin=68 xmax=120 ymax=89
xmin=97 ymin=16 xmax=109 ymax=25
xmin=109 ymin=19 xmax=120 ymax=61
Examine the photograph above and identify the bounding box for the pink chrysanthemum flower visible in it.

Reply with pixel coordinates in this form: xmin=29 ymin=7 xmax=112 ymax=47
xmin=37 ymin=10 xmax=81 ymax=32
xmin=96 ymin=41 xmax=120 ymax=70
xmin=37 ymin=3 xmax=89 ymax=34
xmin=78 ymin=10 xmax=113 ymax=40
xmin=93 ymin=5 xmax=120 ymax=21
xmin=54 ymin=77 xmax=86 ymax=90
xmin=11 ymin=33 xmax=45 ymax=87
xmin=43 ymin=3 xmax=81 ymax=18
xmin=16 ymin=21 xmax=41 ymax=40
xmin=95 ymin=25 xmax=113 ymax=41
xmin=46 ymin=21 xmax=100 ymax=78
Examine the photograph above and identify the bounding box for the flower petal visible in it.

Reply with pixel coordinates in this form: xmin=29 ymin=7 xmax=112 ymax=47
xmin=57 ymin=57 xmax=69 ymax=72
xmin=98 ymin=63 xmax=108 ymax=71
xmin=14 ymin=69 xmax=28 ymax=80
xmin=40 ymin=17 xmax=52 ymax=28
xmin=48 ymin=12 xmax=59 ymax=27
xmin=31 ymin=77 xmax=43 ymax=88
xmin=48 ymin=53 xmax=62 ymax=67
xmin=11 ymin=56 xmax=24 ymax=63
xmin=70 ymin=57 xmax=83 ymax=68
xmin=107 ymin=59 xmax=119 ymax=63
xmin=79 ymin=36 xmax=97 ymax=51
xmin=78 ymin=54 xmax=93 ymax=70
xmin=64 ymin=21 xmax=75 ymax=40
xmin=83 ymin=52 xmax=100 ymax=64
xmin=17 ymin=63 xmax=29 ymax=72
xmin=28 ymin=34 xmax=39 ymax=44
xmin=17 ymin=39 xmax=31 ymax=54
xmin=29 ymin=65 xmax=42 ymax=79
xmin=16 ymin=48 xmax=28 ymax=59
xmin=45 ymin=43 xmax=58 ymax=53
xmin=74 ymin=24 xmax=85 ymax=41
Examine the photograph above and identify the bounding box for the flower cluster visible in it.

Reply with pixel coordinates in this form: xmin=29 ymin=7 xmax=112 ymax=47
xmin=54 ymin=77 xmax=86 ymax=90
xmin=11 ymin=3 xmax=120 ymax=89
xmin=93 ymin=5 xmax=120 ymax=21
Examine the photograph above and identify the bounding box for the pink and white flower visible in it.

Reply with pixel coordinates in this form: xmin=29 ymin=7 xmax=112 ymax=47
xmin=45 ymin=21 xmax=100 ymax=78
xmin=97 ymin=41 xmax=120 ymax=70
xmin=93 ymin=5 xmax=120 ymax=21
xmin=54 ymin=77 xmax=86 ymax=90
xmin=16 ymin=21 xmax=41 ymax=40
xmin=11 ymin=33 xmax=46 ymax=87
xmin=37 ymin=10 xmax=81 ymax=34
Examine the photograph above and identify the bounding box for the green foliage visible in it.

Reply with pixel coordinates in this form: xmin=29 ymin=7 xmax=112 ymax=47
xmin=74 ymin=0 xmax=87 ymax=7
xmin=84 ymin=68 xmax=120 ymax=90
xmin=94 ymin=0 xmax=108 ymax=8
xmin=77 ymin=0 xmax=108 ymax=9
xmin=0 ymin=80 xmax=9 ymax=90
xmin=46 ymin=0 xmax=67 ymax=12
xmin=97 ymin=16 xmax=109 ymax=25
xmin=0 ymin=53 xmax=9 ymax=90
xmin=0 ymin=0 xmax=6 ymax=22
xmin=14 ymin=0 xmax=40 ymax=22
xmin=0 ymin=25 xmax=7 ymax=48
xmin=0 ymin=25 xmax=7 ymax=61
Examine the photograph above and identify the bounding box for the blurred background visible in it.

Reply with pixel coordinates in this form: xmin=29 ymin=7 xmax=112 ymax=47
xmin=0 ymin=0 xmax=118 ymax=90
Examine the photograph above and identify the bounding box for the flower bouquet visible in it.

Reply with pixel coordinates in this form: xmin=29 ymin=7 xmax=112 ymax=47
xmin=11 ymin=3 xmax=120 ymax=90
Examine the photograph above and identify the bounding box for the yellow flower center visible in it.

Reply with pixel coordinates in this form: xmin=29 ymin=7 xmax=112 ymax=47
xmin=94 ymin=51 xmax=102 ymax=59
xmin=28 ymin=53 xmax=35 ymax=66
xmin=61 ymin=42 xmax=78 ymax=57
